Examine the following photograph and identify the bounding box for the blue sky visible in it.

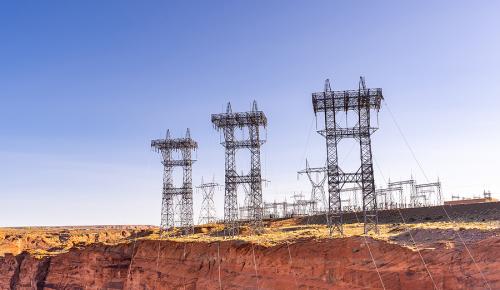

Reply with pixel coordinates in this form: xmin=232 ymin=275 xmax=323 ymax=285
xmin=1 ymin=1 xmax=499 ymax=226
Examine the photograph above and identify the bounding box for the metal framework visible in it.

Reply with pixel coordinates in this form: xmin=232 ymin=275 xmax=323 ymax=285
xmin=263 ymin=201 xmax=280 ymax=219
xmin=280 ymin=200 xmax=289 ymax=218
xmin=415 ymin=181 xmax=442 ymax=206
xmin=388 ymin=179 xmax=416 ymax=207
xmin=387 ymin=178 xmax=442 ymax=208
xmin=340 ymin=187 xmax=361 ymax=212
xmin=297 ymin=160 xmax=327 ymax=214
xmin=312 ymin=77 xmax=383 ymax=235
xmin=376 ymin=186 xmax=403 ymax=209
xmin=291 ymin=193 xmax=309 ymax=216
xmin=212 ymin=101 xmax=267 ymax=236
xmin=151 ymin=129 xmax=197 ymax=236
xmin=239 ymin=183 xmax=251 ymax=220
xmin=196 ymin=177 xmax=220 ymax=225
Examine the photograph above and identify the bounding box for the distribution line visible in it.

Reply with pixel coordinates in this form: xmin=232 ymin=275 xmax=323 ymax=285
xmin=302 ymin=133 xmax=385 ymax=289
xmin=299 ymin=116 xmax=316 ymax=225
xmin=383 ymin=99 xmax=492 ymax=290
xmin=126 ymin=229 xmax=139 ymax=289
xmin=285 ymin=241 xmax=300 ymax=290
xmin=251 ymin=243 xmax=260 ymax=290
xmin=396 ymin=209 xmax=438 ymax=290
xmin=154 ymin=234 xmax=193 ymax=289
xmin=304 ymin=136 xmax=357 ymax=226
xmin=351 ymin=211 xmax=386 ymax=290
xmin=438 ymin=206 xmax=492 ymax=290
xmin=374 ymin=157 xmax=439 ymax=290
xmin=217 ymin=242 xmax=222 ymax=290
xmin=182 ymin=242 xmax=188 ymax=290
xmin=299 ymin=116 xmax=316 ymax=169
xmin=153 ymin=234 xmax=163 ymax=289
xmin=255 ymin=229 xmax=299 ymax=290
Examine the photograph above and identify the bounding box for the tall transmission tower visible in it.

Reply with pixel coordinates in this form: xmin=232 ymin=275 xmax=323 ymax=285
xmin=297 ymin=159 xmax=327 ymax=215
xmin=312 ymin=77 xmax=383 ymax=235
xmin=196 ymin=177 xmax=219 ymax=225
xmin=151 ymin=129 xmax=197 ymax=236
xmin=212 ymin=101 xmax=267 ymax=236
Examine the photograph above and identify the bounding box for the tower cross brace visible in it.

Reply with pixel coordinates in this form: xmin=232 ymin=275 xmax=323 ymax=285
xmin=211 ymin=101 xmax=267 ymax=236
xmin=152 ymin=129 xmax=197 ymax=236
xmin=312 ymin=77 xmax=383 ymax=235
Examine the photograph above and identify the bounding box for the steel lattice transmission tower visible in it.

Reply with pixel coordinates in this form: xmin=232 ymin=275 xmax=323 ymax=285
xmin=196 ymin=177 xmax=219 ymax=225
xmin=211 ymin=101 xmax=267 ymax=236
xmin=297 ymin=160 xmax=327 ymax=214
xmin=151 ymin=129 xmax=197 ymax=236
xmin=312 ymin=77 xmax=383 ymax=235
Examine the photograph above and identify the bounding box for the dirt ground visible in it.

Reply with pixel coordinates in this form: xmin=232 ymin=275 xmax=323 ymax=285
xmin=1 ymin=220 xmax=498 ymax=290
xmin=1 ymin=219 xmax=498 ymax=257
xmin=0 ymin=225 xmax=155 ymax=257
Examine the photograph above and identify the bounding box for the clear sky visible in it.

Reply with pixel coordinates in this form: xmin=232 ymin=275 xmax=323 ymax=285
xmin=1 ymin=1 xmax=499 ymax=226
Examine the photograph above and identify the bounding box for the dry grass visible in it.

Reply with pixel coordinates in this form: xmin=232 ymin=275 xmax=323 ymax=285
xmin=0 ymin=225 xmax=155 ymax=257
xmin=161 ymin=220 xmax=500 ymax=247
xmin=1 ymin=220 xmax=498 ymax=257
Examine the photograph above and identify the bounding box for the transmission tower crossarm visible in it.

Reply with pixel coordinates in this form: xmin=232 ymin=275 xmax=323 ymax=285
xmin=297 ymin=166 xmax=327 ymax=174
xmin=312 ymin=77 xmax=383 ymax=235
xmin=212 ymin=101 xmax=267 ymax=236
xmin=152 ymin=128 xmax=198 ymax=236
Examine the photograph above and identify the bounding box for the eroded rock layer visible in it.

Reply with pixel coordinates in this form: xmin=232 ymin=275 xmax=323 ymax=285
xmin=0 ymin=235 xmax=498 ymax=290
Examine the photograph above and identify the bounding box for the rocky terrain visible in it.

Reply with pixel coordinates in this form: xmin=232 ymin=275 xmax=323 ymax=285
xmin=0 ymin=226 xmax=155 ymax=258
xmin=1 ymin=204 xmax=498 ymax=289
xmin=0 ymin=220 xmax=498 ymax=290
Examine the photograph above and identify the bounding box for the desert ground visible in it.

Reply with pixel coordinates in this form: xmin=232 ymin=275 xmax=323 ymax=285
xmin=1 ymin=204 xmax=499 ymax=290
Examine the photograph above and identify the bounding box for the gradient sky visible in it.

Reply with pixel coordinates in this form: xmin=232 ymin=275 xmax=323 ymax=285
xmin=1 ymin=1 xmax=499 ymax=226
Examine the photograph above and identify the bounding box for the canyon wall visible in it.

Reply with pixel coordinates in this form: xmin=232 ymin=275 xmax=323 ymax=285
xmin=1 ymin=236 xmax=498 ymax=290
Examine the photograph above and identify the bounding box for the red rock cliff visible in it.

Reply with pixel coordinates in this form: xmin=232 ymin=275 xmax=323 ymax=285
xmin=0 ymin=236 xmax=498 ymax=290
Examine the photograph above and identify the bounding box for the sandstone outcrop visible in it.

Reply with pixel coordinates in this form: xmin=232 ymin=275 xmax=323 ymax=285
xmin=1 ymin=235 xmax=498 ymax=290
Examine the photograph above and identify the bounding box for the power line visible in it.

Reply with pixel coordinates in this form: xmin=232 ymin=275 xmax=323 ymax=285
xmin=286 ymin=241 xmax=300 ymax=289
xmin=383 ymin=99 xmax=492 ymax=290
xmin=151 ymin=128 xmax=197 ymax=236
xmin=251 ymin=243 xmax=260 ymax=290
xmin=217 ymin=242 xmax=223 ymax=290
xmin=374 ymin=157 xmax=439 ymax=290
xmin=212 ymin=101 xmax=267 ymax=236
xmin=312 ymin=77 xmax=382 ymax=235
xmin=351 ymin=211 xmax=386 ymax=290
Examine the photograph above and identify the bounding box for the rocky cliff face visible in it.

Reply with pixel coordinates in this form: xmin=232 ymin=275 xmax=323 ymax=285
xmin=0 ymin=236 xmax=498 ymax=290
xmin=0 ymin=226 xmax=154 ymax=257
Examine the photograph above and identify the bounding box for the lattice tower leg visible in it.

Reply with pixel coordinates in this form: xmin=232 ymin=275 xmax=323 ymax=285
xmin=224 ymin=126 xmax=238 ymax=236
xmin=325 ymin=108 xmax=343 ymax=235
xmin=358 ymin=105 xmax=378 ymax=234
xmin=249 ymin=124 xmax=263 ymax=233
